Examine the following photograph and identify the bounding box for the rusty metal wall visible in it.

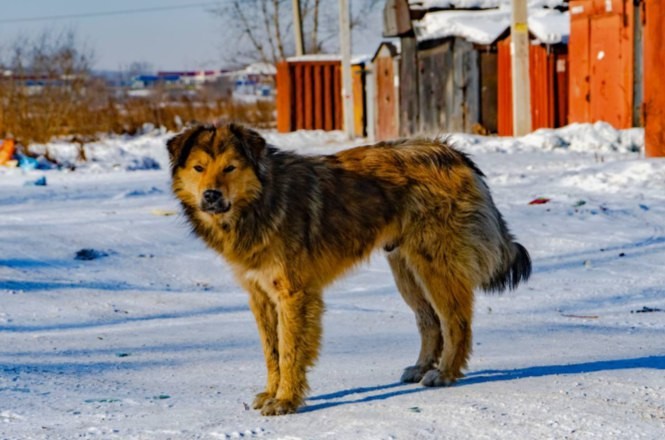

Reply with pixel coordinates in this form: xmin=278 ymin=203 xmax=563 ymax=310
xmin=644 ymin=0 xmax=665 ymax=156
xmin=275 ymin=60 xmax=356 ymax=133
xmin=569 ymin=0 xmax=593 ymax=123
xmin=497 ymin=36 xmax=568 ymax=136
xmin=568 ymin=0 xmax=636 ymax=128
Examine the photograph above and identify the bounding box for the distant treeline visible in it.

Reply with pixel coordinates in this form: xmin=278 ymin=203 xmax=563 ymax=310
xmin=0 ymin=31 xmax=274 ymax=146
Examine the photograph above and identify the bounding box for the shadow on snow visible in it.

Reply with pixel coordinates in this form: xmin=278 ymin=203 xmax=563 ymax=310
xmin=301 ymin=355 xmax=665 ymax=413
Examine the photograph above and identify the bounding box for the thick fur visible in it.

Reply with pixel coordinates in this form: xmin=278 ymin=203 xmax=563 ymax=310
xmin=167 ymin=124 xmax=531 ymax=415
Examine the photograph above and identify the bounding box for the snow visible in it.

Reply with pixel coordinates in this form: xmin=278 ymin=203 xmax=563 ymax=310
xmin=1 ymin=124 xmax=665 ymax=439
xmin=413 ymin=1 xmax=569 ymax=45
xmin=408 ymin=0 xmax=566 ymax=10
xmin=414 ymin=8 xmax=510 ymax=45
xmin=286 ymin=54 xmax=373 ymax=65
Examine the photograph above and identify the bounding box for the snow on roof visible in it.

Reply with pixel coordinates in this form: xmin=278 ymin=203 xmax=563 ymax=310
xmin=286 ymin=54 xmax=372 ymax=65
xmin=529 ymin=8 xmax=570 ymax=44
xmin=414 ymin=3 xmax=569 ymax=45
xmin=243 ymin=62 xmax=277 ymax=75
xmin=414 ymin=8 xmax=509 ymax=45
xmin=408 ymin=0 xmax=566 ymax=10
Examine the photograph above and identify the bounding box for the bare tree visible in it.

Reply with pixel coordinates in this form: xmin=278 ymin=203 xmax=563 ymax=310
xmin=210 ymin=0 xmax=382 ymax=64
xmin=211 ymin=0 xmax=290 ymax=65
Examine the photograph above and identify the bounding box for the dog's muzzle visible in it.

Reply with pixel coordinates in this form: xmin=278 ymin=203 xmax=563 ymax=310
xmin=201 ymin=189 xmax=231 ymax=214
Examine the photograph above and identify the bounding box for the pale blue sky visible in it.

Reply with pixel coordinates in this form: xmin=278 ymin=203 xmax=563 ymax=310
xmin=0 ymin=1 xmax=223 ymax=70
xmin=0 ymin=0 xmax=383 ymax=72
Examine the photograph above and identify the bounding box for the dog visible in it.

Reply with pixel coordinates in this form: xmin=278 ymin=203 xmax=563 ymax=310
xmin=167 ymin=123 xmax=531 ymax=416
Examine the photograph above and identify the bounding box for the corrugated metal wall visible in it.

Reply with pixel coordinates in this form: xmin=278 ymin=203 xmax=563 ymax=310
xmin=497 ymin=37 xmax=569 ymax=136
xmin=276 ymin=60 xmax=365 ymax=133
xmin=644 ymin=0 xmax=665 ymax=156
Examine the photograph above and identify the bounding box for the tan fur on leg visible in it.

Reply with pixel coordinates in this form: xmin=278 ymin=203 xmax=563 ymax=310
xmin=261 ymin=289 xmax=324 ymax=416
xmin=246 ymin=283 xmax=280 ymax=409
xmin=387 ymin=252 xmax=443 ymax=383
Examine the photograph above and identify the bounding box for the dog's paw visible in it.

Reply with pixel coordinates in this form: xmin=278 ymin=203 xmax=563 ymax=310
xmin=260 ymin=398 xmax=299 ymax=416
xmin=420 ymin=369 xmax=459 ymax=387
xmin=252 ymin=392 xmax=275 ymax=410
xmin=400 ymin=365 xmax=427 ymax=383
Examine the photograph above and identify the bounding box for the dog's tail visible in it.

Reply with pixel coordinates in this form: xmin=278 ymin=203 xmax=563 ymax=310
xmin=481 ymin=241 xmax=532 ymax=293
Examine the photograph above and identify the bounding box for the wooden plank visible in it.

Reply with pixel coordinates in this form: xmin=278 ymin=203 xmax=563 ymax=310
xmin=383 ymin=0 xmax=413 ymax=37
xmin=352 ymin=64 xmax=366 ymax=137
xmin=463 ymin=42 xmax=480 ymax=133
xmin=479 ymin=51 xmax=498 ymax=133
xmin=399 ymin=36 xmax=419 ymax=136
xmin=645 ymin=0 xmax=665 ymax=156
xmin=417 ymin=41 xmax=449 ymax=134
xmin=451 ymin=38 xmax=479 ymax=133
xmin=375 ymin=56 xmax=399 ymax=140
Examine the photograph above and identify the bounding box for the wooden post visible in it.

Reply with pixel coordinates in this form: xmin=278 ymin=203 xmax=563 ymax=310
xmin=511 ymin=0 xmax=532 ymax=136
xmin=339 ymin=0 xmax=355 ymax=138
xmin=292 ymin=0 xmax=305 ymax=56
xmin=644 ymin=0 xmax=665 ymax=157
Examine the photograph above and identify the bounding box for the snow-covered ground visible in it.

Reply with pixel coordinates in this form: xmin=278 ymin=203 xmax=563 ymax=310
xmin=1 ymin=124 xmax=664 ymax=439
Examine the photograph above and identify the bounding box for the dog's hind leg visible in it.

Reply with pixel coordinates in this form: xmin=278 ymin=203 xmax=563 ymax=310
xmin=246 ymin=283 xmax=280 ymax=410
xmin=406 ymin=253 xmax=474 ymax=386
xmin=261 ymin=288 xmax=324 ymax=416
xmin=387 ymin=252 xmax=443 ymax=383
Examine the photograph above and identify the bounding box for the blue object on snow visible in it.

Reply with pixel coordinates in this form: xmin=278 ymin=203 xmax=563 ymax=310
xmin=24 ymin=176 xmax=47 ymax=186
xmin=17 ymin=154 xmax=38 ymax=171
xmin=639 ymin=204 xmax=649 ymax=211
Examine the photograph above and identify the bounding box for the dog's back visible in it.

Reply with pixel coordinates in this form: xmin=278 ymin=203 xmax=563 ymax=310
xmin=330 ymin=138 xmax=531 ymax=294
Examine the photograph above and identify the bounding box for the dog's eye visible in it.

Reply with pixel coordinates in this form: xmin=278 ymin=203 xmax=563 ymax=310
xmin=223 ymin=165 xmax=236 ymax=173
xmin=193 ymin=165 xmax=205 ymax=173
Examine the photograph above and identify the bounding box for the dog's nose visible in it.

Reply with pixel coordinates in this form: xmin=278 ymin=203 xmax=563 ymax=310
xmin=203 ymin=189 xmax=222 ymax=204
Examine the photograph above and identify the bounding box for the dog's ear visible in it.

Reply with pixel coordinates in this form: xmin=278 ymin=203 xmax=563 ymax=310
xmin=228 ymin=123 xmax=266 ymax=169
xmin=167 ymin=125 xmax=212 ymax=171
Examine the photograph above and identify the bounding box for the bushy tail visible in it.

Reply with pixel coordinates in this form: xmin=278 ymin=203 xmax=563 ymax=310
xmin=482 ymin=242 xmax=532 ymax=293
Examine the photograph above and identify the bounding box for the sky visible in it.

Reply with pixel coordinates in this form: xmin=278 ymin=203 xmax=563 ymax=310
xmin=0 ymin=0 xmax=383 ymax=72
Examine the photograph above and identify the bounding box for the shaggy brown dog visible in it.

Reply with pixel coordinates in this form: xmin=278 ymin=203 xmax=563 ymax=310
xmin=167 ymin=124 xmax=531 ymax=416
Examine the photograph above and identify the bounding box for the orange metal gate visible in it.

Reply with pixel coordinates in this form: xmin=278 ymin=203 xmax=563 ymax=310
xmin=568 ymin=0 xmax=635 ymax=128
xmin=644 ymin=0 xmax=665 ymax=156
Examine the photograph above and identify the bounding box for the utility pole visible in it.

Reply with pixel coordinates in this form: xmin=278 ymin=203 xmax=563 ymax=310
xmin=339 ymin=0 xmax=355 ymax=138
xmin=293 ymin=0 xmax=305 ymax=56
xmin=511 ymin=0 xmax=532 ymax=136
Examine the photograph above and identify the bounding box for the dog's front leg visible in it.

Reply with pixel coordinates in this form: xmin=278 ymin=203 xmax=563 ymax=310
xmin=260 ymin=289 xmax=324 ymax=416
xmin=247 ymin=284 xmax=280 ymax=410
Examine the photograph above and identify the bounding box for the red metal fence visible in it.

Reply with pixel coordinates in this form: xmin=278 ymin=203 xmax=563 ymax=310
xmin=497 ymin=37 xmax=569 ymax=136
xmin=644 ymin=0 xmax=665 ymax=157
xmin=568 ymin=0 xmax=636 ymax=128
xmin=276 ymin=59 xmax=366 ymax=134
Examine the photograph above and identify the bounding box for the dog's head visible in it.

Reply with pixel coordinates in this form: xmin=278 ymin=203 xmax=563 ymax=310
xmin=167 ymin=123 xmax=267 ymax=217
